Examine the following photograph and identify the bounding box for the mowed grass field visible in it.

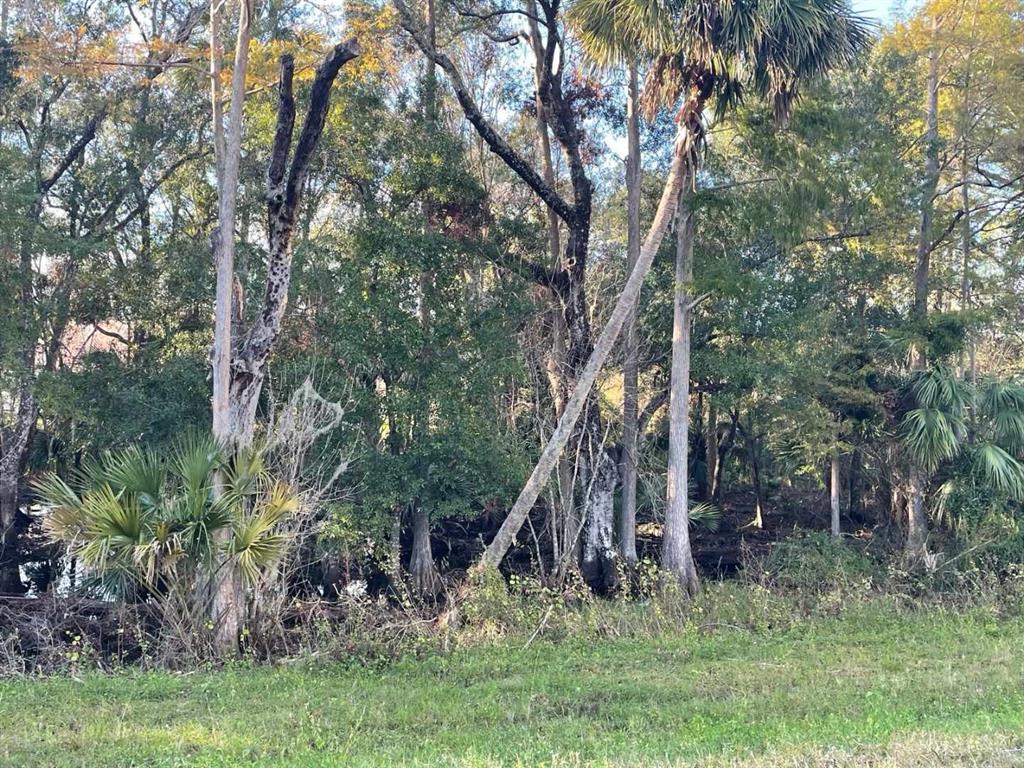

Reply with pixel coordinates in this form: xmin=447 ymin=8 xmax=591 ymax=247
xmin=1 ymin=602 xmax=1022 ymax=767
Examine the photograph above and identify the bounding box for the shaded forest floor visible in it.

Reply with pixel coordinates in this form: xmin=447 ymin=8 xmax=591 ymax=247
xmin=2 ymin=600 xmax=1022 ymax=767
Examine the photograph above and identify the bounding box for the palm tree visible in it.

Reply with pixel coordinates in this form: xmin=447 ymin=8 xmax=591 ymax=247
xmin=34 ymin=434 xmax=297 ymax=647
xmin=475 ymin=0 xmax=871 ymax=578
xmin=571 ymin=0 xmax=873 ymax=593
xmin=901 ymin=367 xmax=1024 ymax=554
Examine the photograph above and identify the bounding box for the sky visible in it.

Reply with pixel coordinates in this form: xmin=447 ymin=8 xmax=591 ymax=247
xmin=852 ymin=0 xmax=898 ymax=22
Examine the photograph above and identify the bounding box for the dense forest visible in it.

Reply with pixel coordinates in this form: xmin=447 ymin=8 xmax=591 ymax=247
xmin=1 ymin=0 xmax=1023 ymax=670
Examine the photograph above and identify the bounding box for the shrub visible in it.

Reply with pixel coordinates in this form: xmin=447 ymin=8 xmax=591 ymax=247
xmin=32 ymin=433 xmax=299 ymax=660
xmin=754 ymin=528 xmax=880 ymax=594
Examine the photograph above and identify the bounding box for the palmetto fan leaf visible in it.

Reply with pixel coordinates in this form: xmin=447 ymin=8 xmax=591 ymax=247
xmin=990 ymin=410 xmax=1024 ymax=454
xmin=35 ymin=433 xmax=297 ymax=598
xmin=689 ymin=500 xmax=722 ymax=532
xmin=971 ymin=442 xmax=1024 ymax=502
xmin=172 ymin=431 xmax=222 ymax=500
xmin=230 ymin=482 xmax=299 ymax=584
xmin=902 ymin=407 xmax=960 ymax=472
xmin=102 ymin=445 xmax=166 ymax=505
xmin=911 ymin=366 xmax=969 ymax=414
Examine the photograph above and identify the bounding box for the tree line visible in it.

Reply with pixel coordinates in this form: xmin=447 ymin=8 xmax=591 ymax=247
xmin=0 ymin=0 xmax=1022 ymax=654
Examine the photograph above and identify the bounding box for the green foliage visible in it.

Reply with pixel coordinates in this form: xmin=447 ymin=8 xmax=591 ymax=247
xmin=902 ymin=369 xmax=1024 ymax=524
xmin=572 ymin=0 xmax=873 ymax=121
xmin=759 ymin=529 xmax=879 ymax=593
xmin=34 ymin=435 xmax=299 ymax=597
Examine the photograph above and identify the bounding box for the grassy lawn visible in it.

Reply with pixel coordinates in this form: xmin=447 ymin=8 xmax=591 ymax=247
xmin=1 ymin=602 xmax=1023 ymax=767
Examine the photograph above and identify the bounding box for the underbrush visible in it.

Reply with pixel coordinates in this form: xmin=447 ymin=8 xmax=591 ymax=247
xmin=3 ymin=527 xmax=1023 ymax=676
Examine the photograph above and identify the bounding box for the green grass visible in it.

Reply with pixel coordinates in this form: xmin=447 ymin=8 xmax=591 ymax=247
xmin=2 ymin=601 xmax=1023 ymax=767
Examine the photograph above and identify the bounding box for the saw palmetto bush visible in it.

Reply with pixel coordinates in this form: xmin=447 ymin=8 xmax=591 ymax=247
xmin=34 ymin=433 xmax=298 ymax=656
xmin=902 ymin=368 xmax=1024 ymax=563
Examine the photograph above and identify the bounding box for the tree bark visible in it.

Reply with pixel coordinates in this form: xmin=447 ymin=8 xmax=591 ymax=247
xmin=662 ymin=180 xmax=700 ymax=595
xmin=478 ymin=125 xmax=693 ymax=572
xmin=228 ymin=40 xmax=360 ymax=445
xmin=210 ymin=0 xmax=254 ymax=656
xmin=526 ymin=0 xmax=577 ymax=573
xmin=705 ymin=399 xmax=718 ymax=501
xmin=409 ymin=505 xmax=442 ymax=598
xmin=713 ymin=410 xmax=738 ymax=505
xmin=618 ymin=59 xmax=642 ymax=566
xmin=830 ymin=451 xmax=841 ymax=537
xmin=906 ymin=14 xmax=940 ymax=559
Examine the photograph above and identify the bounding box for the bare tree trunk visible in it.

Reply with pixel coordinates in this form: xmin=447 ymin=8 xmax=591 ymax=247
xmin=409 ymin=505 xmax=441 ymax=597
xmin=209 ymin=0 xmax=254 ymax=655
xmin=662 ymin=181 xmax=700 ymax=595
xmin=959 ymin=126 xmax=975 ymax=385
xmin=744 ymin=418 xmax=765 ymax=529
xmin=906 ymin=15 xmax=940 ymax=560
xmin=713 ymin=411 xmax=738 ymax=505
xmin=705 ymin=399 xmax=718 ymax=501
xmin=526 ymin=0 xmax=577 ymax=573
xmin=618 ymin=59 xmax=642 ymax=566
xmin=830 ymin=451 xmax=841 ymax=537
xmin=227 ymin=40 xmax=359 ymax=445
xmin=479 ymin=125 xmax=693 ymax=572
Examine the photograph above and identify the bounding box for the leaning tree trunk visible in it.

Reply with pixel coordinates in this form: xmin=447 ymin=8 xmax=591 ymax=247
xmin=906 ymin=14 xmax=940 ymax=561
xmin=662 ymin=179 xmax=700 ymax=595
xmin=478 ymin=124 xmax=693 ymax=573
xmin=618 ymin=59 xmax=643 ymax=566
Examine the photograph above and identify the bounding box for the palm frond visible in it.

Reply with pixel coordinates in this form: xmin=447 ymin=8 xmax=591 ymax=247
xmin=571 ymin=0 xmax=874 ymax=121
xmin=689 ymin=500 xmax=721 ymax=532
xmin=971 ymin=442 xmax=1024 ymax=502
xmin=102 ymin=445 xmax=165 ymax=503
xmin=911 ymin=366 xmax=969 ymax=414
xmin=901 ymin=407 xmax=960 ymax=472
xmin=172 ymin=431 xmax=222 ymax=499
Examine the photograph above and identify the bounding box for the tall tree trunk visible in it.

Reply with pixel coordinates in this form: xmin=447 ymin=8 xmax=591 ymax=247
xmin=227 ymin=40 xmax=359 ymax=445
xmin=959 ymin=123 xmax=975 ymax=385
xmin=0 ymin=226 xmax=36 ymax=594
xmin=209 ymin=0 xmax=254 ymax=655
xmin=404 ymin=0 xmax=442 ymax=598
xmin=478 ymin=124 xmax=693 ymax=572
xmin=618 ymin=59 xmax=642 ymax=566
xmin=662 ymin=179 xmax=700 ymax=595
xmin=906 ymin=15 xmax=940 ymax=560
xmin=526 ymin=0 xmax=577 ymax=573
xmin=830 ymin=451 xmax=841 ymax=537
